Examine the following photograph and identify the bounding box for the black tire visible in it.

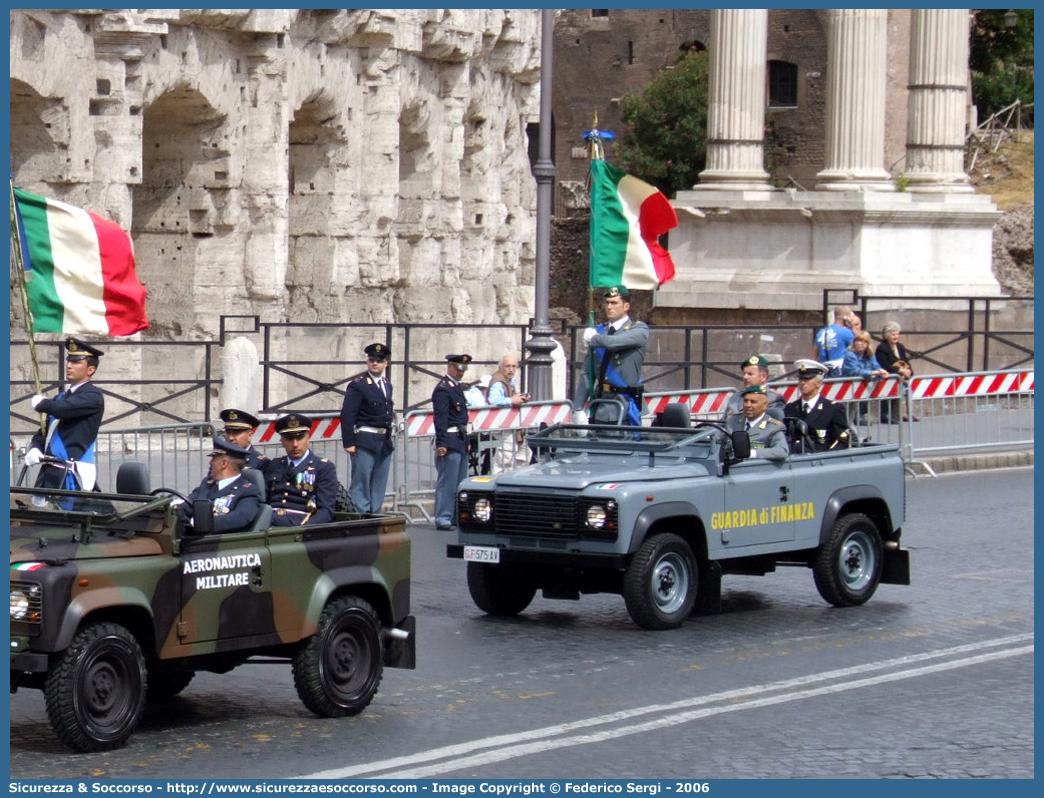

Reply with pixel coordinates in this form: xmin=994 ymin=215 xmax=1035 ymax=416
xmin=813 ymin=513 xmax=884 ymax=607
xmin=466 ymin=562 xmax=537 ymax=617
xmin=146 ymin=670 xmax=195 ymax=700
xmin=623 ymin=533 xmax=697 ymax=630
xmin=292 ymin=596 xmax=383 ymax=717
xmin=335 ymin=483 xmax=356 ymax=513
xmin=43 ymin=622 xmax=147 ymax=753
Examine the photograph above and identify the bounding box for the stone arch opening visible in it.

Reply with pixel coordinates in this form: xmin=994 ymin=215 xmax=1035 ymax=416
xmin=133 ymin=85 xmax=226 ymax=337
xmin=10 ymin=79 xmax=67 ymax=182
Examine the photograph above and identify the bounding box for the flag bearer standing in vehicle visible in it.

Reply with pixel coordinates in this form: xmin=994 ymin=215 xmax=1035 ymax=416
xmin=573 ymin=285 xmax=649 ymax=426
xmin=267 ymin=413 xmax=338 ymax=525
xmin=25 ymin=338 xmax=105 ymax=490
xmin=340 ymin=342 xmax=396 ymax=514
xmin=432 ymin=353 xmax=472 ymax=531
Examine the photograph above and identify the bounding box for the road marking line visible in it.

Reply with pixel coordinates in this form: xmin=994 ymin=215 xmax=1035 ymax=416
xmin=297 ymin=633 xmax=1031 ymax=780
xmin=386 ymin=645 xmax=1034 ymax=779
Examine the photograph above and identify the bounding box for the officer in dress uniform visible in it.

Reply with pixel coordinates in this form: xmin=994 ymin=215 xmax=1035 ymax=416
xmin=266 ymin=413 xmax=338 ymax=525
xmin=219 ymin=408 xmax=269 ymax=474
xmin=573 ymin=285 xmax=650 ymax=426
xmin=182 ymin=438 xmax=264 ymax=534
xmin=340 ymin=342 xmax=396 ymax=514
xmin=432 ymin=354 xmax=472 ymax=530
xmin=25 ymin=338 xmax=105 ymax=490
xmin=784 ymin=360 xmax=851 ymax=453
xmin=721 ymin=355 xmax=786 ymax=422
xmin=726 ymin=385 xmax=789 ymax=462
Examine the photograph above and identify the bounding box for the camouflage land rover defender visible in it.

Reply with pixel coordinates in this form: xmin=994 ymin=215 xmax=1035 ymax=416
xmin=9 ymin=468 xmax=415 ymax=753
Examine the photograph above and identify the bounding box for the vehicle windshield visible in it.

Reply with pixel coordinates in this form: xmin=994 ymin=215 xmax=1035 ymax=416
xmin=530 ymin=423 xmax=722 ymax=456
xmin=10 ymin=487 xmax=173 ymax=533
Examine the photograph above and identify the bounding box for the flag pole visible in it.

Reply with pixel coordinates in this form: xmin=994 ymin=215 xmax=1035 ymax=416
xmin=10 ymin=180 xmax=46 ymax=434
xmin=586 ymin=111 xmax=603 ymax=403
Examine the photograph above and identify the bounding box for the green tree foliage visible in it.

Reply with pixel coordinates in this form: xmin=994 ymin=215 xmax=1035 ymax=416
xmin=615 ymin=49 xmax=709 ymax=198
xmin=970 ymin=9 xmax=1034 ymax=123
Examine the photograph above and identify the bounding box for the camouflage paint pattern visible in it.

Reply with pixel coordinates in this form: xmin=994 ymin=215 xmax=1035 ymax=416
xmin=10 ymin=485 xmax=412 ymax=672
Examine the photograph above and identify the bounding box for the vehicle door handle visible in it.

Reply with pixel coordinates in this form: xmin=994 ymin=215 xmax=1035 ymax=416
xmin=779 ymin=486 xmax=789 ymax=502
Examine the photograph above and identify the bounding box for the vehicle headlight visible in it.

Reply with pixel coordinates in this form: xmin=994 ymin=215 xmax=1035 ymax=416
xmin=473 ymin=497 xmax=492 ymax=523
xmin=586 ymin=503 xmax=608 ymax=529
xmin=10 ymin=588 xmax=29 ymax=620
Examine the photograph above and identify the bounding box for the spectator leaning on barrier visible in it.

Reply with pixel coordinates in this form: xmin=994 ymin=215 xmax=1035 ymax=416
xmin=487 ymin=354 xmax=531 ymax=472
xmin=813 ymin=305 xmax=855 ymax=377
xmin=875 ymin=321 xmax=918 ymax=423
xmin=842 ymin=331 xmax=889 ymax=425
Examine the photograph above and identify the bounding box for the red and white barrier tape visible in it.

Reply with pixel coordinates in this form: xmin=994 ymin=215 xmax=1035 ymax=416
xmin=406 ymin=402 xmax=573 ymax=437
xmin=910 ymin=371 xmax=1034 ymax=399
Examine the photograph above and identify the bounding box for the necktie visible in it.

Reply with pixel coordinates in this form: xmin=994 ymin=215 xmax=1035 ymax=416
xmin=744 ymin=420 xmax=751 ymax=431
xmin=801 ymin=403 xmax=810 ymax=418
xmin=607 ymin=325 xmax=616 ymax=335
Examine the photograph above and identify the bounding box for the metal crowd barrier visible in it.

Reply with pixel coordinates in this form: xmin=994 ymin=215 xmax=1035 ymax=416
xmin=399 ymin=400 xmax=574 ymax=522
xmin=10 ymin=369 xmax=1032 ymax=496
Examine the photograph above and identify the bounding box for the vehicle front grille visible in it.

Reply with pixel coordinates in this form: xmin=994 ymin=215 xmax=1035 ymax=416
xmin=495 ymin=493 xmax=580 ymax=538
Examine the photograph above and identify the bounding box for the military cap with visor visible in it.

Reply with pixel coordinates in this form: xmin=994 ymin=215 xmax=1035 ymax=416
xmin=220 ymin=408 xmax=260 ymax=430
xmin=364 ymin=342 xmax=390 ymax=361
xmin=65 ymin=337 xmax=104 ymax=360
xmin=794 ymin=359 xmax=828 ymax=378
xmin=274 ymin=413 xmax=312 ymax=435
xmin=445 ymin=354 xmax=472 ymax=365
xmin=208 ymin=437 xmax=251 ymax=460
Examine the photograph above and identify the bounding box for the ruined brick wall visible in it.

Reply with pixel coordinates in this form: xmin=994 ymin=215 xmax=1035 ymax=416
xmin=10 ymin=9 xmax=542 ymax=344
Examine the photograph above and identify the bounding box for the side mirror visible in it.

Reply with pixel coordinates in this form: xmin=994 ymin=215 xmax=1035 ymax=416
xmin=192 ymin=499 xmax=214 ymax=535
xmin=731 ymin=430 xmax=752 ymax=461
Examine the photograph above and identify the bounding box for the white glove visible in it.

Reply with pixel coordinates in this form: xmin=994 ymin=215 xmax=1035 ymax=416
xmin=24 ymin=448 xmax=43 ymax=467
xmin=572 ymin=410 xmax=589 ymax=426
xmin=582 ymin=327 xmax=598 ymax=344
xmin=30 ymin=394 xmax=46 ymax=410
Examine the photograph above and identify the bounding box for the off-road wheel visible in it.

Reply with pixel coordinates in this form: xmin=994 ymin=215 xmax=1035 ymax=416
xmin=466 ymin=562 xmax=536 ymax=616
xmin=813 ymin=513 xmax=883 ymax=607
xmin=44 ymin=622 xmax=147 ymax=752
xmin=623 ymin=533 xmax=697 ymax=630
xmin=292 ymin=596 xmax=383 ymax=717
xmin=146 ymin=670 xmax=195 ymax=700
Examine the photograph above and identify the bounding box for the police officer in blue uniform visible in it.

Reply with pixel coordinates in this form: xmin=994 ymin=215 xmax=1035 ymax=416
xmin=266 ymin=413 xmax=338 ymax=525
xmin=432 ymin=354 xmax=472 ymax=530
xmin=219 ymin=408 xmax=269 ymax=474
xmin=182 ymin=437 xmax=264 ymax=534
xmin=340 ymin=342 xmax=395 ymax=514
xmin=26 ymin=338 xmax=105 ymax=490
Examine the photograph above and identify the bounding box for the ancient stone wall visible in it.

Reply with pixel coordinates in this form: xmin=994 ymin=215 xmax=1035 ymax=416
xmin=10 ymin=9 xmax=542 ymax=345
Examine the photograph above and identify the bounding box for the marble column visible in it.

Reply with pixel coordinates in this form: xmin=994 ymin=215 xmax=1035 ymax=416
xmin=815 ymin=9 xmax=893 ymax=191
xmin=904 ymin=9 xmax=974 ymax=192
xmin=694 ymin=9 xmax=771 ymax=191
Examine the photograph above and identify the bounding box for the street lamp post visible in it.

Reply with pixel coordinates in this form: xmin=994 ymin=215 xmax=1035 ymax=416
xmin=525 ymin=8 xmax=557 ymax=401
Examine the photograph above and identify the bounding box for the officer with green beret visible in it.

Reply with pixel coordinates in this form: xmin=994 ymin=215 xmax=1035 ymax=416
xmin=726 ymin=384 xmax=789 ymax=461
xmin=721 ymin=354 xmax=786 ymax=422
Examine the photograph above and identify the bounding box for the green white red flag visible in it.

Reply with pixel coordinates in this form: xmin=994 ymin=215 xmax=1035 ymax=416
xmin=13 ymin=187 xmax=148 ymax=336
xmin=588 ymin=159 xmax=677 ymax=290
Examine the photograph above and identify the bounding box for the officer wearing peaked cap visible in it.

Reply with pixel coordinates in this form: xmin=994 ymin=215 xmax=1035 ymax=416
xmin=182 ymin=437 xmax=264 ymax=534
xmin=785 ymin=360 xmax=851 ymax=453
xmin=432 ymin=354 xmax=472 ymax=530
xmin=722 ymin=354 xmax=786 ymax=422
xmin=340 ymin=342 xmax=396 ymax=514
xmin=574 ymin=285 xmax=649 ymax=426
xmin=266 ymin=413 xmax=338 ymax=525
xmin=26 ymin=337 xmax=105 ymax=491
xmin=726 ymin=385 xmax=789 ymax=462
xmin=219 ymin=408 xmax=269 ymax=474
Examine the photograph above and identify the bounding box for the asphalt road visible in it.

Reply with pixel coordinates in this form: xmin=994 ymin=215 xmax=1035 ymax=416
xmin=9 ymin=468 xmax=1034 ymax=780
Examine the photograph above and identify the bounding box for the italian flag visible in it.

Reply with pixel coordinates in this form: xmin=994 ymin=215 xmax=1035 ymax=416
xmin=588 ymin=159 xmax=678 ymax=290
xmin=13 ymin=187 xmax=148 ymax=336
